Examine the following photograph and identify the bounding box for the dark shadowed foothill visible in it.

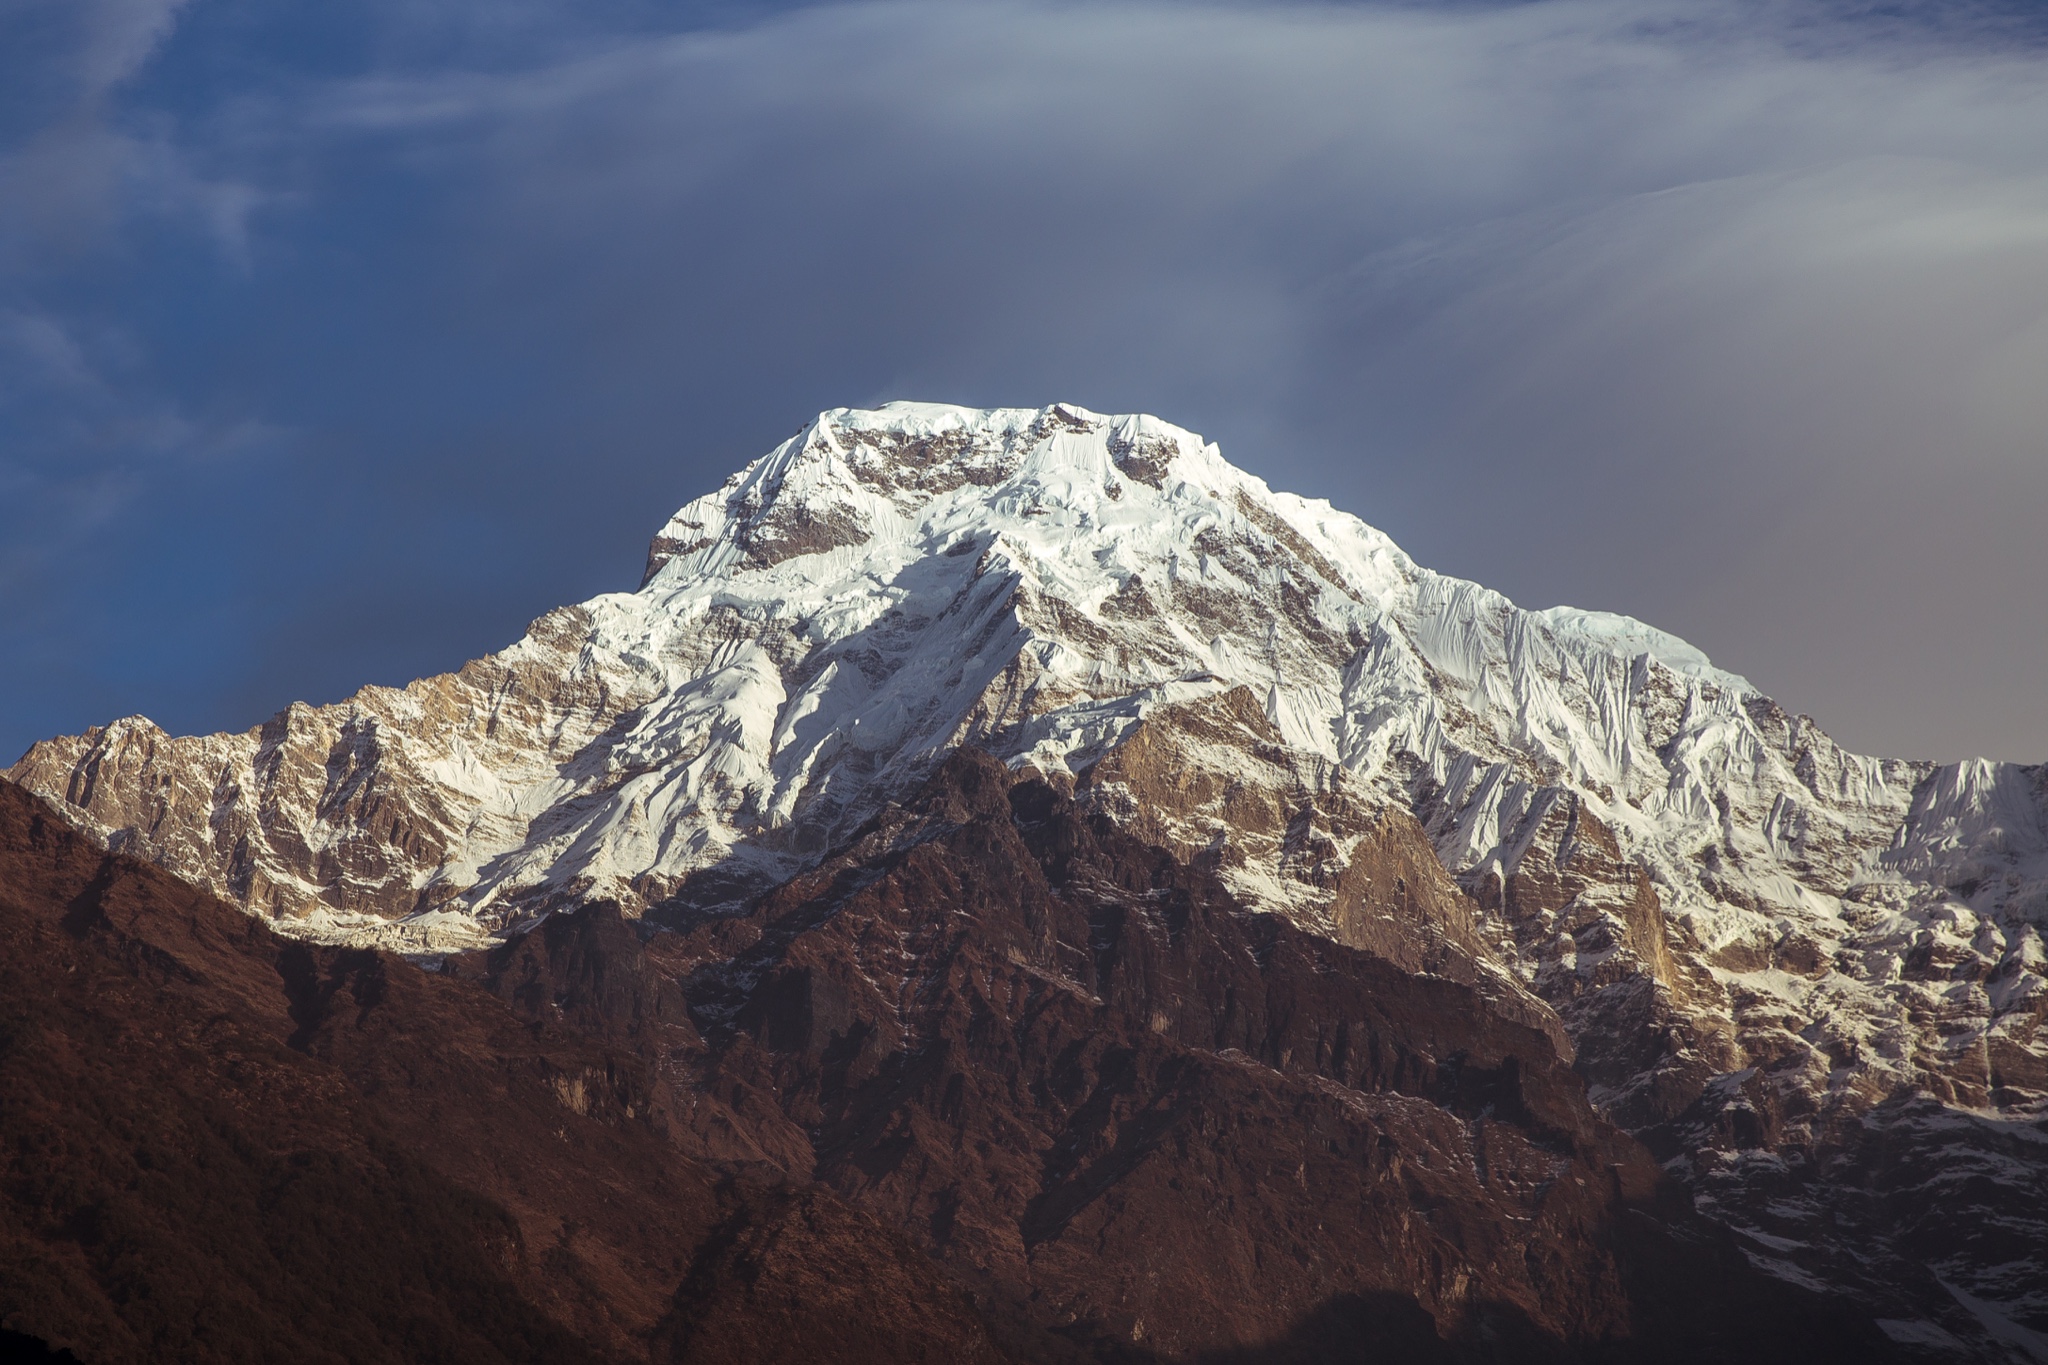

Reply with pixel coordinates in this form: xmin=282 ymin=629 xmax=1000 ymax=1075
xmin=1 ymin=769 xmax=1905 ymax=1363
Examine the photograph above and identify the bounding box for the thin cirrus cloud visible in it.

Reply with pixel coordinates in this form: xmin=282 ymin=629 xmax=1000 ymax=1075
xmin=0 ymin=0 xmax=2043 ymax=764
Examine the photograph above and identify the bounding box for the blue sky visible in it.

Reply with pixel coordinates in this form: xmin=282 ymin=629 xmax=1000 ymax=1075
xmin=4 ymin=0 xmax=2046 ymax=764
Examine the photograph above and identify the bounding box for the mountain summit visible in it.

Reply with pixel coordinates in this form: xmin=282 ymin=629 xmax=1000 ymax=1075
xmin=11 ymin=401 xmax=2046 ymax=1357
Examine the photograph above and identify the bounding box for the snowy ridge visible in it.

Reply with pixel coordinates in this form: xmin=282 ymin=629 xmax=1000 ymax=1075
xmin=13 ymin=401 xmax=2040 ymax=1028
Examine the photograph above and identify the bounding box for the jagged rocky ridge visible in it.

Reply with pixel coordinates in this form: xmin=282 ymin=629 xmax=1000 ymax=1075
xmin=11 ymin=402 xmax=2047 ymax=1358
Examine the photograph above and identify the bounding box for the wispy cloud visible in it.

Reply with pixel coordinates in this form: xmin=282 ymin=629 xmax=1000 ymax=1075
xmin=2 ymin=0 xmax=2045 ymax=759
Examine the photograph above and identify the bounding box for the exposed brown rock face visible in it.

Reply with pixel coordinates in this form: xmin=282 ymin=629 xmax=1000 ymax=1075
xmin=1459 ymin=790 xmax=1736 ymax=1127
xmin=1076 ymin=689 xmax=1562 ymax=1053
xmin=2 ymin=763 xmax=1905 ymax=1364
xmin=461 ymin=752 xmax=1899 ymax=1363
xmin=0 ymin=779 xmax=1014 ymax=1365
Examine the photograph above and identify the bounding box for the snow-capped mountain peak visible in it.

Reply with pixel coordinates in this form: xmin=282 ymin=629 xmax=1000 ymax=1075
xmin=11 ymin=403 xmax=2046 ymax=1351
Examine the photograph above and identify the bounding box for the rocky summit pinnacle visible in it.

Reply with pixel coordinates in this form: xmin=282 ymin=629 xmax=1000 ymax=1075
xmin=10 ymin=400 xmax=2047 ymax=1357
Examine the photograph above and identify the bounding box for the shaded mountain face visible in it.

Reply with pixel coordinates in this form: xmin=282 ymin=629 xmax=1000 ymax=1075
xmin=0 ymin=769 xmax=1900 ymax=1364
xmin=0 ymin=778 xmax=1026 ymax=1365
xmin=490 ymin=750 xmax=1924 ymax=1363
xmin=9 ymin=401 xmax=2046 ymax=1357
